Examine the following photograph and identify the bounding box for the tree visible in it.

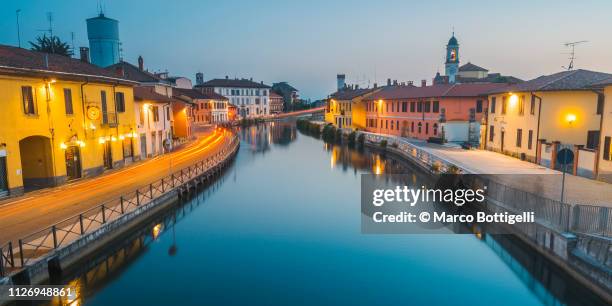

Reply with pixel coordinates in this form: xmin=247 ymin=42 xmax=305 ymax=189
xmin=30 ymin=35 xmax=72 ymax=56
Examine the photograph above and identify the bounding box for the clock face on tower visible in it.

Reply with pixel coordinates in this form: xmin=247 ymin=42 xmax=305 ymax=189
xmin=87 ymin=106 xmax=101 ymax=120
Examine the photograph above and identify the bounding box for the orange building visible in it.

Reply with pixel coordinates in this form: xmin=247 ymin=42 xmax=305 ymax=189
xmin=364 ymin=83 xmax=506 ymax=144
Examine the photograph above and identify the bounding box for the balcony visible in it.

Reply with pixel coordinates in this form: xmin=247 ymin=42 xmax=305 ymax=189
xmin=102 ymin=111 xmax=118 ymax=127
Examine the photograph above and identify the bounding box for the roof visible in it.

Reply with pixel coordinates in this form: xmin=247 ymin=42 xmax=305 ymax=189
xmin=134 ymin=86 xmax=177 ymax=103
xmin=488 ymin=69 xmax=612 ymax=94
xmin=272 ymin=82 xmax=298 ymax=92
xmin=330 ymin=88 xmax=377 ymax=100
xmin=459 ymin=62 xmax=488 ymax=72
xmin=269 ymin=91 xmax=283 ymax=98
xmin=106 ymin=61 xmax=164 ymax=83
xmin=0 ymin=44 xmax=136 ymax=85
xmin=367 ymin=83 xmax=507 ymax=100
xmin=448 ymin=35 xmax=458 ymax=46
xmin=173 ymin=87 xmax=228 ymax=100
xmin=590 ymin=77 xmax=612 ymax=87
xmin=457 ymin=73 xmax=523 ymax=84
xmin=194 ymin=78 xmax=271 ymax=89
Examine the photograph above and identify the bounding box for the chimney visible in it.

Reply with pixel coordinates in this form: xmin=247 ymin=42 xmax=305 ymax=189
xmin=225 ymin=75 xmax=229 ymax=79
xmin=421 ymin=80 xmax=427 ymax=87
xmin=138 ymin=56 xmax=144 ymax=71
xmin=196 ymin=72 xmax=204 ymax=85
xmin=374 ymin=83 xmax=378 ymax=88
xmin=393 ymin=80 xmax=398 ymax=86
xmin=250 ymin=77 xmax=253 ymax=81
xmin=114 ymin=66 xmax=124 ymax=77
xmin=387 ymin=78 xmax=391 ymax=86
xmin=79 ymin=47 xmax=90 ymax=63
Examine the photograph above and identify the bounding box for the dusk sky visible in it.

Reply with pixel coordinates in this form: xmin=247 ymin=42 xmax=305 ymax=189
xmin=1 ymin=0 xmax=612 ymax=99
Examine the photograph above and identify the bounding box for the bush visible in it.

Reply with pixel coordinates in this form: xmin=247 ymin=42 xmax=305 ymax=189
xmin=380 ymin=140 xmax=387 ymax=149
xmin=347 ymin=132 xmax=356 ymax=147
xmin=390 ymin=142 xmax=398 ymax=148
xmin=445 ymin=165 xmax=460 ymax=174
xmin=431 ymin=162 xmax=441 ymax=173
xmin=357 ymin=133 xmax=365 ymax=146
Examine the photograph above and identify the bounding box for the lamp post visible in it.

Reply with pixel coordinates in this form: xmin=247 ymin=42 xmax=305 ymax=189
xmin=559 ymin=114 xmax=576 ymax=203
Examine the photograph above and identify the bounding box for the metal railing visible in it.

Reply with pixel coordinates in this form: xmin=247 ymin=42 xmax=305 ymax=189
xmin=0 ymin=133 xmax=240 ymax=277
xmin=359 ymin=131 xmax=612 ymax=238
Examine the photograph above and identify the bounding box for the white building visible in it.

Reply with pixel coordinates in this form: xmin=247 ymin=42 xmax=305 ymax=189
xmin=194 ymin=76 xmax=270 ymax=118
xmin=133 ymin=87 xmax=174 ymax=159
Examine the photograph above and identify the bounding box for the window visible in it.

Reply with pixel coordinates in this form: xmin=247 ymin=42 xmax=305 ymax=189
xmin=411 ymin=122 xmax=414 ymax=133
xmin=433 ymin=123 xmax=438 ymax=135
xmin=101 ymin=91 xmax=108 ymax=124
xmin=586 ymin=130 xmax=600 ymax=149
xmin=425 ymin=123 xmax=429 ymax=134
xmin=396 ymin=120 xmax=399 ymax=131
xmin=501 ymin=97 xmax=507 ymax=114
xmin=489 ymin=125 xmax=495 ymax=142
xmin=152 ymin=106 xmax=160 ymax=122
xmin=476 ymin=100 xmax=483 ymax=113
xmin=115 ymin=92 xmax=125 ymax=113
xmin=385 ymin=120 xmax=388 ymax=129
xmin=390 ymin=120 xmax=394 ymax=130
xmin=516 ymin=129 xmax=522 ymax=147
xmin=166 ymin=107 xmax=170 ymax=120
xmin=410 ymin=102 xmax=415 ymax=112
xmin=402 ymin=102 xmax=407 ymax=112
xmin=604 ymin=136 xmax=611 ymax=161
xmin=424 ymin=101 xmax=431 ymax=113
xmin=530 ymin=95 xmax=536 ymax=115
xmin=490 ymin=97 xmax=496 ymax=114
xmin=22 ymin=86 xmax=36 ymax=115
xmin=528 ymin=130 xmax=533 ymax=150
xmin=597 ymin=94 xmax=604 ymax=115
xmin=63 ymin=88 xmax=73 ymax=115
xmin=418 ymin=122 xmax=422 ymax=133
xmin=139 ymin=107 xmax=144 ymax=125
xmin=518 ymin=95 xmax=524 ymax=115
xmin=417 ymin=101 xmax=423 ymax=112
xmin=386 ymin=102 xmax=388 ymax=112
xmin=433 ymin=101 xmax=439 ymax=113
xmin=391 ymin=102 xmax=395 ymax=112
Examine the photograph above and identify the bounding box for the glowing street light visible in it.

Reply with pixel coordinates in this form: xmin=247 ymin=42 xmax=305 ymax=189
xmin=566 ymin=113 xmax=576 ymax=125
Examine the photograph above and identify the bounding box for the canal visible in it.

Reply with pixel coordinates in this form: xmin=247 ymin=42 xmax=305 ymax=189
xmin=43 ymin=120 xmax=606 ymax=306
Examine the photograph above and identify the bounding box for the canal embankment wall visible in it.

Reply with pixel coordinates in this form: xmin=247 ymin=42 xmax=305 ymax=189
xmin=355 ymin=130 xmax=611 ymax=302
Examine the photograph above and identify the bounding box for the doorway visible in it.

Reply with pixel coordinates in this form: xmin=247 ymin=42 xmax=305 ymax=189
xmin=103 ymin=141 xmax=113 ymax=169
xmin=0 ymin=155 xmax=8 ymax=196
xmin=65 ymin=146 xmax=82 ymax=181
xmin=501 ymin=131 xmax=505 ymax=153
xmin=19 ymin=136 xmax=54 ymax=190
xmin=140 ymin=134 xmax=147 ymax=160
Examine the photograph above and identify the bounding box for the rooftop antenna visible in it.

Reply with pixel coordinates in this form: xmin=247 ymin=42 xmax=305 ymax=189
xmin=37 ymin=12 xmax=54 ymax=53
xmin=70 ymin=31 xmax=75 ymax=56
xmin=562 ymin=40 xmax=588 ymax=70
xmin=16 ymin=9 xmax=22 ymax=48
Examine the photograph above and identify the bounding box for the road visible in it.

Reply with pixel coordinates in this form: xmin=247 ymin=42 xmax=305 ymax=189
xmin=0 ymin=127 xmax=233 ymax=244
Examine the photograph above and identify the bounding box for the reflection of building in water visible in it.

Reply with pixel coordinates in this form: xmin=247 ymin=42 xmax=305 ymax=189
xmin=239 ymin=121 xmax=298 ymax=154
xmin=270 ymin=121 xmax=297 ymax=145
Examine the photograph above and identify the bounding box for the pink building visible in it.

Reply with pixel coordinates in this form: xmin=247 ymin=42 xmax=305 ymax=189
xmin=364 ymin=83 xmax=506 ymax=144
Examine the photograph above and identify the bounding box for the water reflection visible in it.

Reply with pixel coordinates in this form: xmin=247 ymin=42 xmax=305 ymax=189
xmin=17 ymin=121 xmax=607 ymax=306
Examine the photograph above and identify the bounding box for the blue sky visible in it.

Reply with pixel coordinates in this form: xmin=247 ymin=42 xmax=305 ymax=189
xmin=1 ymin=0 xmax=612 ymax=99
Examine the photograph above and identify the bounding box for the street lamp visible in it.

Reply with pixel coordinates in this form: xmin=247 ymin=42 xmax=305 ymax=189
xmin=566 ymin=113 xmax=576 ymax=125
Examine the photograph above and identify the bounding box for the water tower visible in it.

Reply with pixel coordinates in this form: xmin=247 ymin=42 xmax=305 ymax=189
xmin=86 ymin=13 xmax=121 ymax=67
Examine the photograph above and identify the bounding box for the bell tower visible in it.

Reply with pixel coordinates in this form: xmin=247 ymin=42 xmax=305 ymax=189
xmin=445 ymin=32 xmax=460 ymax=83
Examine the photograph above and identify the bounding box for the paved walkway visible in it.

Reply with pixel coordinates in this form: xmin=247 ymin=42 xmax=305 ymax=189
xmin=0 ymin=128 xmax=232 ymax=244
xmin=409 ymin=140 xmax=612 ymax=207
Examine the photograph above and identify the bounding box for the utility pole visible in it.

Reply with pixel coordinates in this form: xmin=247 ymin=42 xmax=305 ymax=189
xmin=16 ymin=9 xmax=21 ymax=48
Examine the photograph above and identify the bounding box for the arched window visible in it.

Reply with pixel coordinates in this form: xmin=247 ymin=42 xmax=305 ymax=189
xmin=418 ymin=122 xmax=422 ymax=134
xmin=411 ymin=122 xmax=415 ymax=133
xmin=433 ymin=123 xmax=438 ymax=135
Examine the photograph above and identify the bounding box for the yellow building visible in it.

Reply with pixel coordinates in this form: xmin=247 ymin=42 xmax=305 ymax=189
xmin=592 ymin=78 xmax=612 ymax=182
xmin=0 ymin=45 xmax=138 ymax=196
xmin=486 ymin=69 xmax=611 ymax=180
xmin=326 ymin=87 xmax=379 ymax=130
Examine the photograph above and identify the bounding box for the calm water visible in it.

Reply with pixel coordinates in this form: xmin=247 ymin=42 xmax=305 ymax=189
xmin=45 ymin=120 xmax=605 ymax=306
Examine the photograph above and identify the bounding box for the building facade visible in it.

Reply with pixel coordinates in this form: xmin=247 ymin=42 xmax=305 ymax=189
xmin=363 ymin=83 xmax=505 ymax=143
xmin=134 ymin=87 xmax=174 ymax=159
xmin=485 ymin=69 xmax=612 ymax=180
xmin=175 ymin=88 xmax=229 ymax=124
xmin=0 ymin=45 xmax=138 ymax=196
xmin=593 ymin=79 xmax=612 ymax=182
xmin=195 ymin=77 xmax=270 ymax=118
xmin=270 ymin=91 xmax=284 ymax=114
xmin=326 ymin=87 xmax=379 ymax=130
xmin=271 ymin=82 xmax=299 ymax=111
